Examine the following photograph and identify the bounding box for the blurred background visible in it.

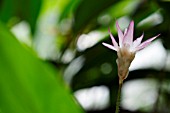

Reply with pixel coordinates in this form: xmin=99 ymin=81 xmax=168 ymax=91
xmin=0 ymin=0 xmax=170 ymax=113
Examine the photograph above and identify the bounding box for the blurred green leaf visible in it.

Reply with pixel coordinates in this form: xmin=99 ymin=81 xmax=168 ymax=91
xmin=73 ymin=0 xmax=117 ymax=34
xmin=0 ymin=0 xmax=15 ymax=23
xmin=0 ymin=0 xmax=42 ymax=34
xmin=0 ymin=22 xmax=83 ymax=113
xmin=72 ymin=43 xmax=117 ymax=91
xmin=109 ymin=0 xmax=141 ymax=18
xmin=157 ymin=1 xmax=170 ymax=49
xmin=133 ymin=1 xmax=160 ymax=26
xmin=58 ymin=0 xmax=80 ymax=23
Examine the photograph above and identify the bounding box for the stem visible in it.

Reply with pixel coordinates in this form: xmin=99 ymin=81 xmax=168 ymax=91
xmin=115 ymin=82 xmax=122 ymax=113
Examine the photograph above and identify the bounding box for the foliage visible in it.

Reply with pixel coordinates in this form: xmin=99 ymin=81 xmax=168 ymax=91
xmin=0 ymin=0 xmax=170 ymax=113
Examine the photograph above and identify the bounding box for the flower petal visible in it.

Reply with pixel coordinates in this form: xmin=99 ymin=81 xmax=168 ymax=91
xmin=124 ymin=28 xmax=127 ymax=36
xmin=123 ymin=21 xmax=134 ymax=46
xmin=108 ymin=28 xmax=119 ymax=49
xmin=102 ymin=43 xmax=117 ymax=51
xmin=135 ymin=34 xmax=160 ymax=51
xmin=132 ymin=33 xmax=144 ymax=49
xmin=116 ymin=21 xmax=124 ymax=47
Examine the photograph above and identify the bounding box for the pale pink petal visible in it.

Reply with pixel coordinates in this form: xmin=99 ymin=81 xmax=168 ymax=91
xmin=135 ymin=34 xmax=160 ymax=51
xmin=102 ymin=43 xmax=117 ymax=51
xmin=108 ymin=28 xmax=119 ymax=49
xmin=132 ymin=33 xmax=144 ymax=49
xmin=123 ymin=21 xmax=134 ymax=46
xmin=116 ymin=21 xmax=124 ymax=47
xmin=124 ymin=28 xmax=127 ymax=36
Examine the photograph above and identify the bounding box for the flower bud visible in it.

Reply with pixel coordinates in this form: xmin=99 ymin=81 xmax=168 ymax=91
xmin=116 ymin=47 xmax=135 ymax=84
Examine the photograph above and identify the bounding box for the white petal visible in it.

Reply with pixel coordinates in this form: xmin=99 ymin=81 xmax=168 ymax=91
xmin=108 ymin=28 xmax=119 ymax=49
xmin=124 ymin=28 xmax=128 ymax=36
xmin=116 ymin=21 xmax=124 ymax=47
xmin=123 ymin=21 xmax=134 ymax=46
xmin=133 ymin=33 xmax=144 ymax=49
xmin=135 ymin=34 xmax=160 ymax=51
xmin=102 ymin=43 xmax=117 ymax=51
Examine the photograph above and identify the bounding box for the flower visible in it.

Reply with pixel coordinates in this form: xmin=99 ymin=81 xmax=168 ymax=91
xmin=102 ymin=20 xmax=160 ymax=84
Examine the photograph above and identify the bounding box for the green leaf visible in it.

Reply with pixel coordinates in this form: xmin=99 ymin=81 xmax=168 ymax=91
xmin=58 ymin=0 xmax=81 ymax=23
xmin=73 ymin=0 xmax=117 ymax=34
xmin=109 ymin=0 xmax=141 ymax=18
xmin=0 ymin=0 xmax=15 ymax=23
xmin=0 ymin=22 xmax=84 ymax=113
xmin=0 ymin=0 xmax=42 ymax=34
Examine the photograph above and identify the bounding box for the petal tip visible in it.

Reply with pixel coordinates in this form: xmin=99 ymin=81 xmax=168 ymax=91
xmin=102 ymin=42 xmax=117 ymax=51
xmin=102 ymin=42 xmax=106 ymax=45
xmin=130 ymin=20 xmax=134 ymax=24
xmin=128 ymin=20 xmax=134 ymax=29
xmin=129 ymin=20 xmax=134 ymax=28
xmin=116 ymin=20 xmax=120 ymax=27
xmin=157 ymin=34 xmax=161 ymax=37
xmin=108 ymin=27 xmax=111 ymax=33
xmin=102 ymin=42 xmax=108 ymax=46
xmin=151 ymin=34 xmax=160 ymax=41
xmin=140 ymin=32 xmax=144 ymax=38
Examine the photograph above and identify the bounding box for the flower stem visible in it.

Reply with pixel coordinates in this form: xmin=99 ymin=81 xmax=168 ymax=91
xmin=115 ymin=82 xmax=122 ymax=113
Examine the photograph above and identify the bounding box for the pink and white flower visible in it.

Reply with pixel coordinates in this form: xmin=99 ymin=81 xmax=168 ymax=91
xmin=102 ymin=20 xmax=160 ymax=84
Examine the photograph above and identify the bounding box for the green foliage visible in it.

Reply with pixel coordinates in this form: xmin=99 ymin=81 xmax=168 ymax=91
xmin=72 ymin=0 xmax=117 ymax=33
xmin=0 ymin=22 xmax=83 ymax=113
xmin=0 ymin=0 xmax=42 ymax=34
xmin=0 ymin=0 xmax=170 ymax=113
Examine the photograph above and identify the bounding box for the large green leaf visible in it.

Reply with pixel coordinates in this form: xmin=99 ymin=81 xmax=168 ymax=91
xmin=0 ymin=22 xmax=83 ymax=113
